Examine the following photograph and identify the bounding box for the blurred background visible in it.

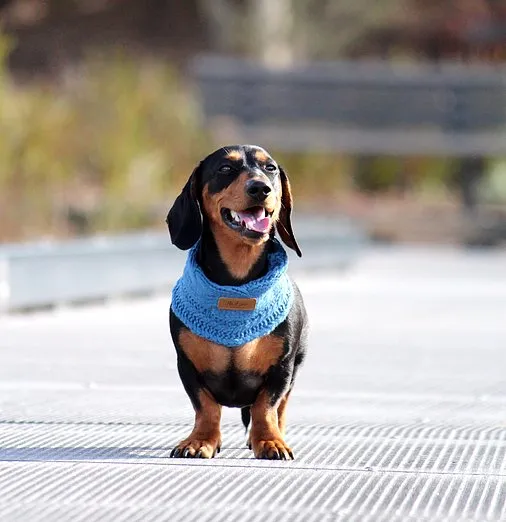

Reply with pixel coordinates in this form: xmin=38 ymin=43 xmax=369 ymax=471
xmin=3 ymin=4 xmax=506 ymax=517
xmin=1 ymin=0 xmax=506 ymax=246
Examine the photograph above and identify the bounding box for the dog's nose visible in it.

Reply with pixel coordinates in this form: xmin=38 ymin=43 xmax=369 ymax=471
xmin=246 ymin=180 xmax=272 ymax=202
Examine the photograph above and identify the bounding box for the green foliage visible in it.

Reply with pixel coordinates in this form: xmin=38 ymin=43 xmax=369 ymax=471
xmin=352 ymin=157 xmax=401 ymax=192
xmin=480 ymin=161 xmax=506 ymax=203
xmin=0 ymin=29 xmax=494 ymax=242
xmin=0 ymin=37 xmax=210 ymax=240
xmin=273 ymin=151 xmax=352 ymax=197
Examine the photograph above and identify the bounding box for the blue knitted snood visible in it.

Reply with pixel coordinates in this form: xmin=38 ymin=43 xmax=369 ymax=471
xmin=171 ymin=239 xmax=294 ymax=347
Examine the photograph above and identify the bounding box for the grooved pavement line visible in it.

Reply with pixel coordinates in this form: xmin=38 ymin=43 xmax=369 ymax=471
xmin=1 ymin=245 xmax=506 ymax=521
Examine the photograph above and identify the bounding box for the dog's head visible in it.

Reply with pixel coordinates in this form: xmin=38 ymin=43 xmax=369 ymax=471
xmin=167 ymin=145 xmax=301 ymax=257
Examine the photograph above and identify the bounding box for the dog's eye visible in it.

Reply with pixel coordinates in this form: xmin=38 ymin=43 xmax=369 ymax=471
xmin=219 ymin=165 xmax=233 ymax=173
xmin=265 ymin=164 xmax=277 ymax=172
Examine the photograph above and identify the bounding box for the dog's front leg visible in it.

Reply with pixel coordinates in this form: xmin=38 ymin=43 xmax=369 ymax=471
xmin=250 ymin=390 xmax=294 ymax=460
xmin=171 ymin=389 xmax=222 ymax=458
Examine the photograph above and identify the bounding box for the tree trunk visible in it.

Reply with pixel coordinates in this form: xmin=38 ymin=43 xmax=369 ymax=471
xmin=249 ymin=0 xmax=294 ymax=67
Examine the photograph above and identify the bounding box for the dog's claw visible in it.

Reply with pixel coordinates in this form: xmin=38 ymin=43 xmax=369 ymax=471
xmin=169 ymin=438 xmax=220 ymax=459
xmin=253 ymin=439 xmax=294 ymax=460
xmin=170 ymin=447 xmax=182 ymax=458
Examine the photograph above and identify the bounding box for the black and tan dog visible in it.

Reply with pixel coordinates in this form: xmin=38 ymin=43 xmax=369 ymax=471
xmin=167 ymin=144 xmax=308 ymax=460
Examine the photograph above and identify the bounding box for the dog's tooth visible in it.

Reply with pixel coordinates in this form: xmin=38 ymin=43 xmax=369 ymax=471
xmin=230 ymin=210 xmax=239 ymax=222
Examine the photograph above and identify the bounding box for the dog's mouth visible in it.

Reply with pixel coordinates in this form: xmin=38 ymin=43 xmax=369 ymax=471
xmin=221 ymin=206 xmax=274 ymax=238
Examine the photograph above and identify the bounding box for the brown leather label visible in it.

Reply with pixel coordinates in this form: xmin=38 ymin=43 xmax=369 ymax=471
xmin=217 ymin=297 xmax=257 ymax=311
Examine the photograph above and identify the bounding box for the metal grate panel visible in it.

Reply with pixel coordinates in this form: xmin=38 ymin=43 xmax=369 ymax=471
xmin=1 ymin=246 xmax=506 ymax=520
xmin=0 ymin=462 xmax=506 ymax=521
xmin=1 ymin=422 xmax=506 ymax=476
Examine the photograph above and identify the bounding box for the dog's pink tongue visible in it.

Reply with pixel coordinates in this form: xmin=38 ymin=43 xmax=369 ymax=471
xmin=237 ymin=209 xmax=271 ymax=233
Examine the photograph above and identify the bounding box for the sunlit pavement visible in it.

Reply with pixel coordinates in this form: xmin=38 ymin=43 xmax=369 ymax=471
xmin=1 ymin=245 xmax=506 ymax=521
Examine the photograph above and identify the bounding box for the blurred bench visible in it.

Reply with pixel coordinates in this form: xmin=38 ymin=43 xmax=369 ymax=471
xmin=191 ymin=56 xmax=506 ymax=156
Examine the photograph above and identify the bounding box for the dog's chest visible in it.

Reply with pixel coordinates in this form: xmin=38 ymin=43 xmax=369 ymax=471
xmin=178 ymin=329 xmax=285 ymax=406
xmin=178 ymin=329 xmax=285 ymax=375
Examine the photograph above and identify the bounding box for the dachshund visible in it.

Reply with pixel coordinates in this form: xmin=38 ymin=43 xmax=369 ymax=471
xmin=166 ymin=144 xmax=308 ymax=460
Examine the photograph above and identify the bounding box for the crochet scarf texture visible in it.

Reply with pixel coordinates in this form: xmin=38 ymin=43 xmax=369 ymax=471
xmin=171 ymin=239 xmax=293 ymax=347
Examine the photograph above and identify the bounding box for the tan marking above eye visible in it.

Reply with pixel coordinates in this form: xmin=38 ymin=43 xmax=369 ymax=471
xmin=253 ymin=150 xmax=270 ymax=163
xmin=225 ymin=150 xmax=242 ymax=161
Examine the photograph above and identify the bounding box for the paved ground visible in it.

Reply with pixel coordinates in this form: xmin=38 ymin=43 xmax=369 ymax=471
xmin=1 ymin=245 xmax=506 ymax=521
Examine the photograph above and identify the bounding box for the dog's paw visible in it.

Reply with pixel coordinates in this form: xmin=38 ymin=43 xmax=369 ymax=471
xmin=170 ymin=438 xmax=221 ymax=459
xmin=252 ymin=439 xmax=294 ymax=460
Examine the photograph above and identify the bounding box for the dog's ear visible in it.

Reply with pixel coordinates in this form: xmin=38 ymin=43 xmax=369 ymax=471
xmin=276 ymin=166 xmax=302 ymax=257
xmin=166 ymin=163 xmax=202 ymax=250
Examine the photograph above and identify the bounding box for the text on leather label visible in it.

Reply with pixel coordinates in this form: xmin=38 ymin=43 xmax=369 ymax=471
xmin=217 ymin=297 xmax=257 ymax=311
